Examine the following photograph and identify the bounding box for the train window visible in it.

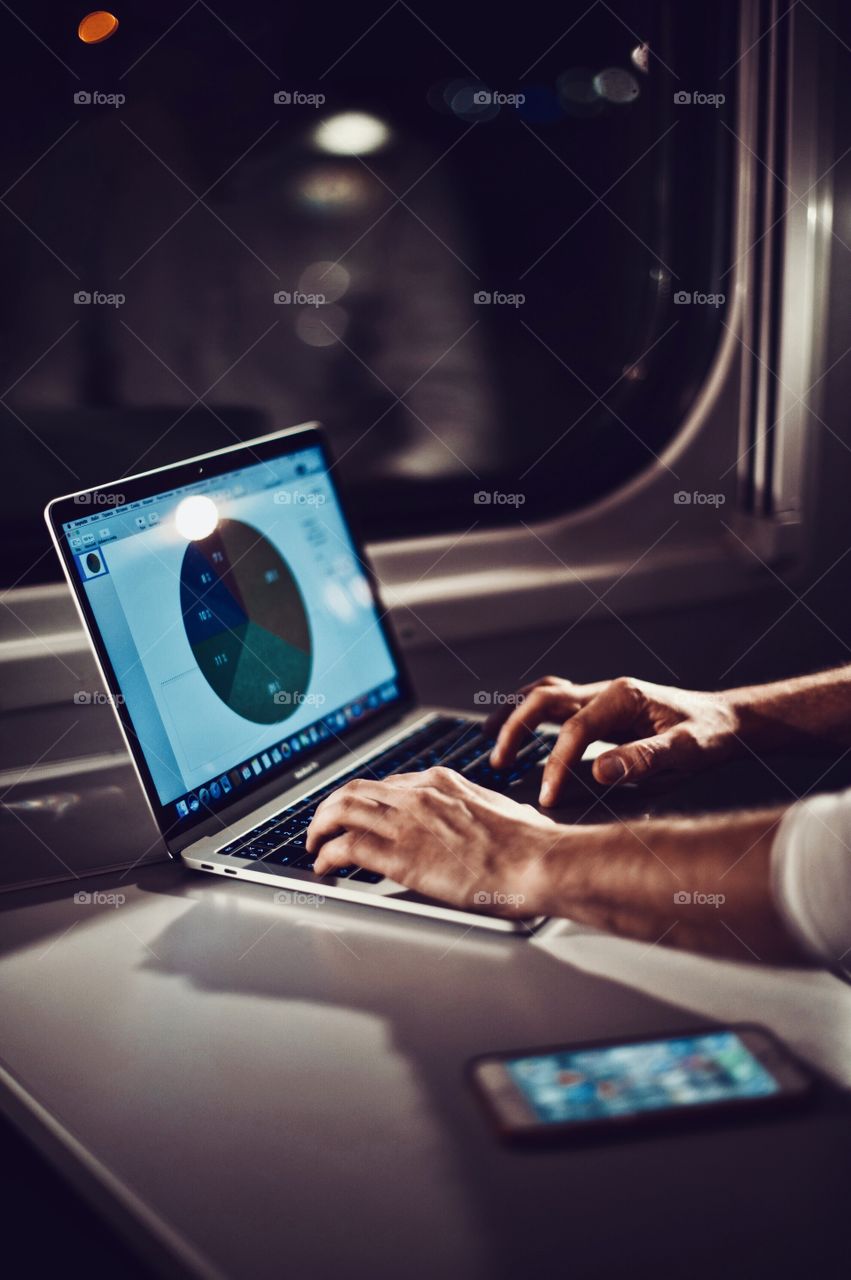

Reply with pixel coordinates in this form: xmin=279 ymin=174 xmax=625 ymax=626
xmin=0 ymin=2 xmax=736 ymax=583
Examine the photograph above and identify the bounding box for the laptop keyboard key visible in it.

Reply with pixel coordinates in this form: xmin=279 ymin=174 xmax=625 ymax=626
xmin=263 ymin=848 xmax=301 ymax=866
xmin=238 ymin=841 xmax=278 ymax=859
xmin=351 ymin=868 xmax=384 ymax=884
xmin=217 ymin=839 xmax=249 ymax=856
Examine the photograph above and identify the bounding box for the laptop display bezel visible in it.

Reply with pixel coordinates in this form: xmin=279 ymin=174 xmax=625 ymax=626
xmin=45 ymin=423 xmax=415 ymax=854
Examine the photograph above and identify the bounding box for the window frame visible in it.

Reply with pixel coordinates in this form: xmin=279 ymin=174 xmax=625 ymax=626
xmin=368 ymin=0 xmax=834 ymax=653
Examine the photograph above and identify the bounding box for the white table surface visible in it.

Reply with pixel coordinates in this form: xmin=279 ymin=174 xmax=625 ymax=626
xmin=1 ymin=858 xmax=849 ymax=1280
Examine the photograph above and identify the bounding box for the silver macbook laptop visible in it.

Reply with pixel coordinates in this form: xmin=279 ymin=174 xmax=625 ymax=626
xmin=45 ymin=423 xmax=552 ymax=932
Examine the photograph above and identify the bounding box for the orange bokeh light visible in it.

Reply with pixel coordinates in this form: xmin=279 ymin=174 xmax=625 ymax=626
xmin=78 ymin=11 xmax=119 ymax=44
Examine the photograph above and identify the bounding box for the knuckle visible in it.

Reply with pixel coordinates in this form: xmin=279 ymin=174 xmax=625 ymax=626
xmin=447 ymin=793 xmax=470 ymax=815
xmin=629 ymin=741 xmax=657 ymax=772
xmin=612 ymin=675 xmax=641 ymax=703
xmin=428 ymin=766 xmax=455 ymax=784
xmin=407 ymin=789 xmax=432 ymax=816
xmin=419 ymin=785 xmax=446 ymax=811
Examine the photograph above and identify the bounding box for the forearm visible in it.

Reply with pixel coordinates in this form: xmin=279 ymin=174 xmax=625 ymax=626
xmin=727 ymin=665 xmax=851 ymax=754
xmin=539 ymin=809 xmax=804 ymax=963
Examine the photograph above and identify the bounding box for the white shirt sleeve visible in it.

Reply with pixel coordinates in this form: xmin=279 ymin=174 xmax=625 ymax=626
xmin=771 ymin=788 xmax=851 ymax=970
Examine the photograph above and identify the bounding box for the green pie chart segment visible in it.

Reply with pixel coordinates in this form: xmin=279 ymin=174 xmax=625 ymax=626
xmin=180 ymin=518 xmax=313 ymax=724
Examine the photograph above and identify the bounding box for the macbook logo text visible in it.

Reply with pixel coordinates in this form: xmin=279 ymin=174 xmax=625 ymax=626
xmin=294 ymin=761 xmax=319 ymax=782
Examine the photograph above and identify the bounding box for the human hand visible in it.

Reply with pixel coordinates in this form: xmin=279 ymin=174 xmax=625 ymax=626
xmin=306 ymin=766 xmax=560 ymax=917
xmin=489 ymin=675 xmax=740 ymax=805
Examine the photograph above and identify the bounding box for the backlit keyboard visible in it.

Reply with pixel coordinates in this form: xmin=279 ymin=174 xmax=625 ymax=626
xmin=214 ymin=716 xmax=552 ymax=882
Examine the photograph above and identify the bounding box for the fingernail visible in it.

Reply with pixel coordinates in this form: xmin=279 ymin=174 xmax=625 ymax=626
xmin=540 ymin=782 xmax=554 ymax=806
xmin=597 ymin=756 xmax=626 ymax=783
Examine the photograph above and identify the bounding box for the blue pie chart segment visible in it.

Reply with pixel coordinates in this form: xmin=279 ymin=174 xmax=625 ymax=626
xmin=180 ymin=518 xmax=313 ymax=724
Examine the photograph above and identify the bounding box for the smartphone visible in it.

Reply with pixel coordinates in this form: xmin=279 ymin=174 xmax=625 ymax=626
xmin=469 ymin=1024 xmax=814 ymax=1144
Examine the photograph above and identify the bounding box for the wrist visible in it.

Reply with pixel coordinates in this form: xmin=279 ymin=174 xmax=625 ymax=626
xmin=528 ymin=821 xmax=615 ymax=919
xmin=722 ymin=683 xmax=794 ymax=755
xmin=717 ymin=685 xmax=763 ymax=755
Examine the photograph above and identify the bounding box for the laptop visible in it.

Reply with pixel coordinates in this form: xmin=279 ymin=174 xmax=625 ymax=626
xmin=45 ymin=423 xmax=553 ymax=932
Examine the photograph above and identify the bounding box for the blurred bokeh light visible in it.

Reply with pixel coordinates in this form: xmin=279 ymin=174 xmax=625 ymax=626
xmin=311 ymin=112 xmax=390 ymax=156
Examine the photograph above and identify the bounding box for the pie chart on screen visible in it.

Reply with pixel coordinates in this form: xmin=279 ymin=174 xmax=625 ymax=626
xmin=180 ymin=519 xmax=313 ymax=724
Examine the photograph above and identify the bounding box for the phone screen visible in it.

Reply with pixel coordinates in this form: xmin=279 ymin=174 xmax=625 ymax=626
xmin=503 ymin=1031 xmax=780 ymax=1125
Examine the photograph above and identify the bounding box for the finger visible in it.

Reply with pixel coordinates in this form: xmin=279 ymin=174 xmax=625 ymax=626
xmin=592 ymin=729 xmax=681 ymax=785
xmin=312 ymin=830 xmax=357 ymax=874
xmin=306 ymin=793 xmax=393 ymax=853
xmin=481 ymin=681 xmax=544 ymax=737
xmin=485 ymin=677 xmax=610 ymax=745
xmin=490 ymin=689 xmax=557 ymax=768
xmin=538 ymin=687 xmax=631 ymax=805
xmin=313 ymin=829 xmax=390 ymax=877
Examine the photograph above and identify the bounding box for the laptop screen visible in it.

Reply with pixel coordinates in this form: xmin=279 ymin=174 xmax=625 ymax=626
xmin=59 ymin=441 xmax=402 ymax=826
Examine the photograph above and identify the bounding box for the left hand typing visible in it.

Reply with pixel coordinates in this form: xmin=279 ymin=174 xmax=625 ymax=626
xmin=306 ymin=766 xmax=560 ymax=917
